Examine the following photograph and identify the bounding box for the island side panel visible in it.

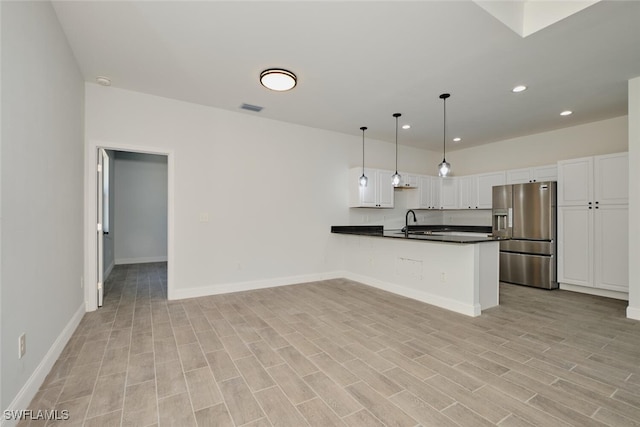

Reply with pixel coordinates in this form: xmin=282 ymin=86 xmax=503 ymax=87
xmin=338 ymin=234 xmax=494 ymax=316
xmin=476 ymin=241 xmax=500 ymax=310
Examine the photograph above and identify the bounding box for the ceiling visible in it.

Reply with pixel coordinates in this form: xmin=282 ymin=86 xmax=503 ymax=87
xmin=51 ymin=1 xmax=640 ymax=151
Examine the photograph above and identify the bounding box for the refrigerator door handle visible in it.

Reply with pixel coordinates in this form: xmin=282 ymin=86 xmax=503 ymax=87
xmin=508 ymin=208 xmax=513 ymax=228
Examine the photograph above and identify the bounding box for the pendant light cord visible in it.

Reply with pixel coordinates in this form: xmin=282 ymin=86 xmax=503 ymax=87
xmin=360 ymin=126 xmax=367 ymax=175
xmin=442 ymin=97 xmax=446 ymax=161
xmin=393 ymin=113 xmax=401 ymax=172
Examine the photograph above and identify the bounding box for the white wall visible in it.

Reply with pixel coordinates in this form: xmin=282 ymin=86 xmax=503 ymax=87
xmin=114 ymin=151 xmax=168 ymax=264
xmin=628 ymin=77 xmax=640 ymax=320
xmin=448 ymin=116 xmax=628 ymax=175
xmin=1 ymin=0 xmax=85 ymax=417
xmin=85 ymin=84 xmax=434 ymax=300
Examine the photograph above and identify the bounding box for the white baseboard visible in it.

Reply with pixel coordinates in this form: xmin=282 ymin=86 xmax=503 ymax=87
xmin=343 ymin=272 xmax=481 ymax=317
xmin=2 ymin=303 xmax=85 ymax=427
xmin=115 ymin=256 xmax=167 ymax=265
xmin=169 ymin=271 xmax=344 ymax=300
xmin=627 ymin=306 xmax=640 ymax=321
xmin=559 ymin=283 xmax=629 ymax=300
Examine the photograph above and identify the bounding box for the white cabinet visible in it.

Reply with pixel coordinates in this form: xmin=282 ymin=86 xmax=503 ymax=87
xmin=458 ymin=175 xmax=478 ymax=209
xmin=456 ymin=172 xmax=504 ymax=210
xmin=439 ymin=178 xmax=458 ymax=209
xmin=349 ymin=168 xmax=394 ymax=208
xmin=558 ymin=153 xmax=628 ymax=206
xmin=506 ymin=165 xmax=557 ymax=184
xmin=558 ymin=206 xmax=593 ymax=287
xmin=533 ymin=165 xmax=558 ymax=182
xmin=407 ymin=175 xmax=435 ymax=209
xmin=594 ymin=153 xmax=628 ymax=205
xmin=594 ymin=205 xmax=629 ymax=292
xmin=558 ymin=204 xmax=629 ymax=292
xmin=557 ymin=152 xmax=628 ymax=292
xmin=398 ymin=173 xmax=418 ymax=188
xmin=476 ymin=172 xmax=505 ymax=209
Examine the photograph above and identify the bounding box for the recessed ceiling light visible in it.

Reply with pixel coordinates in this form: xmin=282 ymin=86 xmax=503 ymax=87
xmin=512 ymin=85 xmax=527 ymax=93
xmin=96 ymin=76 xmax=111 ymax=86
xmin=453 ymin=137 xmax=462 ymax=142
xmin=560 ymin=110 xmax=573 ymax=116
xmin=402 ymin=124 xmax=411 ymax=130
xmin=260 ymin=68 xmax=297 ymax=91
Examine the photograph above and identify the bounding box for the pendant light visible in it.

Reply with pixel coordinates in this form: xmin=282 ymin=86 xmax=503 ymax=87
xmin=392 ymin=113 xmax=402 ymax=187
xmin=438 ymin=93 xmax=451 ymax=177
xmin=359 ymin=126 xmax=368 ymax=187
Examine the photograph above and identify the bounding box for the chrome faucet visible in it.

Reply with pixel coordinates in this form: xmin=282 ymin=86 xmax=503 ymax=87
xmin=405 ymin=210 xmax=417 ymax=237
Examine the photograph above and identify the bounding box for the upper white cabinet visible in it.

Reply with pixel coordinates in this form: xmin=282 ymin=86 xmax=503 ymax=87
xmin=398 ymin=173 xmax=419 ymax=188
xmin=407 ymin=175 xmax=436 ymax=209
xmin=439 ymin=178 xmax=458 ymax=209
xmin=594 ymin=153 xmax=628 ymax=205
xmin=558 ymin=152 xmax=628 ymax=206
xmin=458 ymin=175 xmax=478 ymax=209
xmin=476 ymin=171 xmax=505 ymax=209
xmin=506 ymin=165 xmax=557 ymax=184
xmin=349 ymin=167 xmax=394 ymax=208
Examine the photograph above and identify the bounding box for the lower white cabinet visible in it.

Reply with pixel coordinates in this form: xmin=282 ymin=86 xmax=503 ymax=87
xmin=558 ymin=205 xmax=628 ymax=292
xmin=349 ymin=168 xmax=394 ymax=208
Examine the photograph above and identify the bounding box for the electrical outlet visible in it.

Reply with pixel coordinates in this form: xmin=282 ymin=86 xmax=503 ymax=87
xmin=441 ymin=272 xmax=447 ymax=282
xmin=19 ymin=333 xmax=26 ymax=359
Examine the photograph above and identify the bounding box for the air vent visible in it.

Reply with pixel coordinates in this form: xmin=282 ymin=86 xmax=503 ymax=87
xmin=241 ymin=103 xmax=263 ymax=112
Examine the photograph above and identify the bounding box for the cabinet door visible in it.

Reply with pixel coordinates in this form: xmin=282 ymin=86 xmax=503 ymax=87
xmin=558 ymin=206 xmax=593 ymax=287
xmin=506 ymin=168 xmax=532 ymax=184
xmin=558 ymin=157 xmax=593 ymax=206
xmin=458 ymin=175 xmax=478 ymax=209
xmin=399 ymin=173 xmax=418 ymax=188
xmin=533 ymin=165 xmax=557 ymax=182
xmin=594 ymin=205 xmax=628 ymax=292
xmin=376 ymin=170 xmax=395 ymax=208
xmin=440 ymin=177 xmax=458 ymax=209
xmin=419 ymin=176 xmax=433 ymax=209
xmin=430 ymin=177 xmax=441 ymax=209
xmin=594 ymin=152 xmax=628 ymax=205
xmin=476 ymin=172 xmax=505 ymax=209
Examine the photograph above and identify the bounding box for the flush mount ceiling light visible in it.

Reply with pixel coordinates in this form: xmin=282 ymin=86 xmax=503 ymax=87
xmin=453 ymin=137 xmax=462 ymax=142
xmin=512 ymin=85 xmax=527 ymax=93
xmin=96 ymin=76 xmax=111 ymax=86
xmin=359 ymin=127 xmax=368 ymax=187
xmin=260 ymin=68 xmax=297 ymax=91
xmin=402 ymin=124 xmax=411 ymax=130
xmin=392 ymin=113 xmax=402 ymax=187
xmin=560 ymin=110 xmax=573 ymax=116
xmin=438 ymin=93 xmax=452 ymax=177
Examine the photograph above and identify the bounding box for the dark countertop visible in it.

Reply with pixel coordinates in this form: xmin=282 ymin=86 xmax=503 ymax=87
xmin=331 ymin=225 xmax=502 ymax=244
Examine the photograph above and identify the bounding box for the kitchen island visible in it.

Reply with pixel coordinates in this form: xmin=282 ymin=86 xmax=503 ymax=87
xmin=331 ymin=225 xmax=501 ymax=317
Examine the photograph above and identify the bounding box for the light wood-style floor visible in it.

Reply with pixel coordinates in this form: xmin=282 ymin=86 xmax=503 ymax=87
xmin=20 ymin=262 xmax=640 ymax=426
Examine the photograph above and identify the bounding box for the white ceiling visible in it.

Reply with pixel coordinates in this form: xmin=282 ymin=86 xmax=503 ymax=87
xmin=51 ymin=1 xmax=640 ymax=151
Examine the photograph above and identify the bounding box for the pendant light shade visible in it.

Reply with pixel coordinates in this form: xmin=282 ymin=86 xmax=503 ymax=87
xmin=359 ymin=126 xmax=368 ymax=187
xmin=438 ymin=93 xmax=451 ymax=177
xmin=392 ymin=113 xmax=402 ymax=187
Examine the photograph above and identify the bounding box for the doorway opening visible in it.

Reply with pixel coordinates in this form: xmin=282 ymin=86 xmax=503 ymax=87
xmin=86 ymin=144 xmax=173 ymax=312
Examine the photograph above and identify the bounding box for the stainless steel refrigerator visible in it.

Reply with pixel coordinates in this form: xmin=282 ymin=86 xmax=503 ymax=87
xmin=492 ymin=182 xmax=558 ymax=289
